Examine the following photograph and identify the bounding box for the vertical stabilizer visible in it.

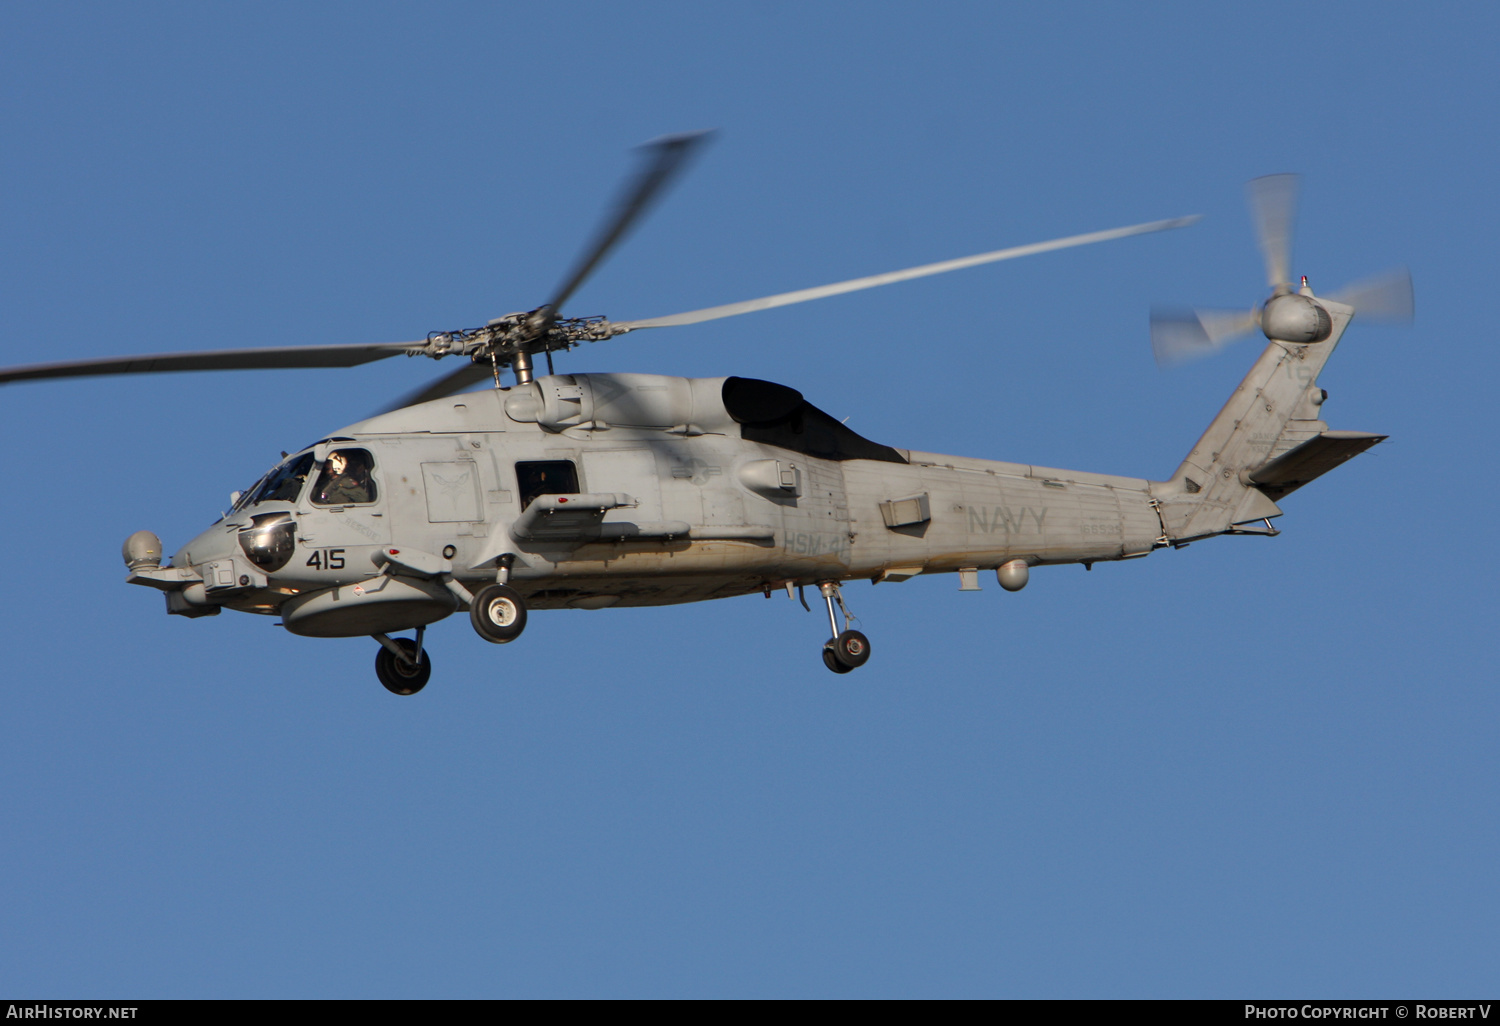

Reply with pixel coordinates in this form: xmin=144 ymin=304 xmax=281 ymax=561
xmin=1150 ymin=297 xmax=1354 ymax=542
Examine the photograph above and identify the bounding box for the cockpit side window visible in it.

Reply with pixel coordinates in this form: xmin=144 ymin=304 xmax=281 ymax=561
xmin=311 ymin=448 xmax=378 ymax=506
xmin=244 ymin=453 xmax=316 ymax=507
xmin=515 ymin=460 xmax=579 ymax=510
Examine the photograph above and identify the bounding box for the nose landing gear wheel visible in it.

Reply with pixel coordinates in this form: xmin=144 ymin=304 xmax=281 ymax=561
xmin=470 ymin=584 xmax=528 ymax=644
xmin=375 ymin=638 xmax=432 ymax=695
xmin=829 ymin=629 xmax=870 ymax=670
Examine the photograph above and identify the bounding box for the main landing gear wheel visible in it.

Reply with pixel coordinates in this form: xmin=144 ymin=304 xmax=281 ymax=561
xmin=470 ymin=583 xmax=528 ymax=644
xmin=375 ymin=638 xmax=432 ymax=695
xmin=827 ymin=629 xmax=870 ymax=670
xmin=812 ymin=581 xmax=872 ymax=674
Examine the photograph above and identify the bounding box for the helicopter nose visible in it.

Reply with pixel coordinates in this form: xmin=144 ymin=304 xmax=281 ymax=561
xmin=174 ymin=523 xmax=237 ymax=571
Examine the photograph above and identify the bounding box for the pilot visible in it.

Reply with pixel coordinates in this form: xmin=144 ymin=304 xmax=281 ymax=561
xmin=316 ymin=450 xmax=374 ymax=505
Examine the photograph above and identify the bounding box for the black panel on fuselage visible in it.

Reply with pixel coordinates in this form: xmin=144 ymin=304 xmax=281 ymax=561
xmin=721 ymin=377 xmax=907 ymax=464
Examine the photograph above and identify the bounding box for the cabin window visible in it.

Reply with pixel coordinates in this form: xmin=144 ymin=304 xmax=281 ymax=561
xmin=515 ymin=460 xmax=579 ymax=510
xmin=311 ymin=448 xmax=378 ymax=506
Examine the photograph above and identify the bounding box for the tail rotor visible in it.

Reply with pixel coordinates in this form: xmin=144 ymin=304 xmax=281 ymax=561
xmin=1247 ymin=173 xmax=1300 ymax=292
xmin=1150 ymin=174 xmax=1412 ymax=367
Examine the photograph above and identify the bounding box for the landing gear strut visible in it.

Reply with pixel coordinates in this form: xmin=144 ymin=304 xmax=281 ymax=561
xmin=470 ymin=556 xmax=528 ymax=644
xmin=816 ymin=581 xmax=870 ymax=674
xmin=373 ymin=628 xmax=432 ymax=695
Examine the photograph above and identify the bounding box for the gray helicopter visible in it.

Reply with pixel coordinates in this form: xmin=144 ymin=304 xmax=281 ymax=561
xmin=0 ymin=135 xmax=1410 ymax=692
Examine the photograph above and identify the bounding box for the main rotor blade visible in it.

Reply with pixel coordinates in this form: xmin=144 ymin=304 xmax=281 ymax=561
xmin=1150 ymin=306 xmax=1258 ymax=367
xmin=378 ymin=360 xmax=495 ymax=415
xmin=1328 ymin=267 xmax=1414 ymax=322
xmin=543 ymin=130 xmax=714 ymax=320
xmin=615 ymin=215 xmax=1201 ymax=331
xmin=1247 ymin=173 xmax=1299 ymax=289
xmin=0 ymin=342 xmax=419 ymax=386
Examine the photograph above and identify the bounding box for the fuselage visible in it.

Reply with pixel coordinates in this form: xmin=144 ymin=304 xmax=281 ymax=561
xmin=168 ymin=372 xmax=1164 ymax=628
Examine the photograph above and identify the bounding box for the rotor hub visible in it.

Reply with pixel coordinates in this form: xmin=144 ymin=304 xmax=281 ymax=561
xmin=1261 ymin=292 xmax=1332 ymax=344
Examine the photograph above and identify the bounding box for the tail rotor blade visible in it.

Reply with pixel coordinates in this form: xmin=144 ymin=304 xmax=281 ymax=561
xmin=1150 ymin=306 xmax=1257 ymax=367
xmin=1329 ymin=267 xmax=1413 ymax=322
xmin=1247 ymin=173 xmax=1299 ymax=289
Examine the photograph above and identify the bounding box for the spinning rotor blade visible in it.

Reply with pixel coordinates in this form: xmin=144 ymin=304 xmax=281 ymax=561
xmin=543 ymin=130 xmax=714 ymax=321
xmin=1150 ymin=306 xmax=1258 ymax=367
xmin=615 ymin=216 xmax=1201 ymax=331
xmin=377 ymin=131 xmax=715 ymax=414
xmin=0 ymin=342 xmax=419 ymax=386
xmin=379 ymin=360 xmax=495 ymax=415
xmin=1329 ymin=267 xmax=1414 ymax=322
xmin=1247 ymin=173 xmax=1299 ymax=289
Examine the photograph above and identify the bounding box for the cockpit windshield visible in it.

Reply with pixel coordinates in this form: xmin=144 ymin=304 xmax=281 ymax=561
xmin=236 ymin=452 xmax=315 ymax=510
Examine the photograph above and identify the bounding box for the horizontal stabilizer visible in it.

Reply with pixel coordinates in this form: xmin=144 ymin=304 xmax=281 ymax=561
xmin=1248 ymin=431 xmax=1386 ymax=501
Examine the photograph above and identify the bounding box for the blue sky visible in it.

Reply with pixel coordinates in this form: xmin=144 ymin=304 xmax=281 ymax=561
xmin=1 ymin=2 xmax=1495 ymax=997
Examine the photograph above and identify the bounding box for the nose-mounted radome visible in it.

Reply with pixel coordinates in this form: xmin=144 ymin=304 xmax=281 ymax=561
xmin=238 ymin=512 xmax=297 ymax=573
xmin=122 ymin=530 xmax=163 ymax=570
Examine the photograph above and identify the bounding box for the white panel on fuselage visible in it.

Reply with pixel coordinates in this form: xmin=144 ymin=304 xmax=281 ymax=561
xmin=421 ymin=461 xmax=483 ymax=523
xmin=581 ymin=448 xmax=663 ymax=520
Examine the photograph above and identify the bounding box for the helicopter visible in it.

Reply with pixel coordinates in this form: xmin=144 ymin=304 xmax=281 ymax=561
xmin=0 ymin=133 xmax=1411 ymax=693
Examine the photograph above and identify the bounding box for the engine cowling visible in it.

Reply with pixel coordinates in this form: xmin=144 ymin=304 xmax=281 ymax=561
xmin=503 ymin=373 xmax=737 ymax=434
xmin=1261 ymin=293 xmax=1332 ymax=344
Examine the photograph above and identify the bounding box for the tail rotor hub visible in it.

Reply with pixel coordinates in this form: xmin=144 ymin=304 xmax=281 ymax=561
xmin=1151 ymin=175 xmax=1412 ymax=366
xmin=1261 ymin=292 xmax=1332 ymax=344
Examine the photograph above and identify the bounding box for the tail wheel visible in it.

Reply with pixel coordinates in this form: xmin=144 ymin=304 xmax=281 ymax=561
xmin=375 ymin=638 xmax=431 ymax=695
xmin=470 ymin=583 xmax=528 ymax=644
